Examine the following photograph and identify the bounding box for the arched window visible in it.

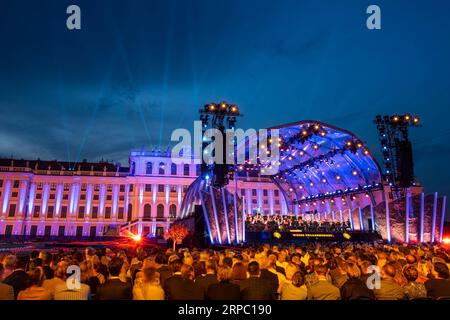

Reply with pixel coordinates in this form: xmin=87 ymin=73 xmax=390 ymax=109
xmin=183 ymin=164 xmax=190 ymax=176
xmin=169 ymin=204 xmax=177 ymax=219
xmin=146 ymin=162 xmax=153 ymax=174
xmin=143 ymin=204 xmax=151 ymax=219
xmin=157 ymin=204 xmax=165 ymax=218
xmin=171 ymin=163 xmax=177 ymax=175
xmin=159 ymin=162 xmax=165 ymax=175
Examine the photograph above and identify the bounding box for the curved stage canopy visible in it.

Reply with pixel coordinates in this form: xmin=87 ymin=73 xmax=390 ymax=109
xmin=237 ymin=120 xmax=383 ymax=212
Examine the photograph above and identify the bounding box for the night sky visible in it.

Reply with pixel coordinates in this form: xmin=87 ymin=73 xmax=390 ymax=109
xmin=1 ymin=0 xmax=450 ymax=199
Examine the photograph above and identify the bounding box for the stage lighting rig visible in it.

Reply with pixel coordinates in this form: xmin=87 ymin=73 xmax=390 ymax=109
xmin=199 ymin=102 xmax=242 ymax=188
xmin=374 ymin=114 xmax=421 ymax=190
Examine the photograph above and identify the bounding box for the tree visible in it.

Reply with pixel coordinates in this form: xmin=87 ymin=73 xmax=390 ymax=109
xmin=165 ymin=224 xmax=189 ymax=251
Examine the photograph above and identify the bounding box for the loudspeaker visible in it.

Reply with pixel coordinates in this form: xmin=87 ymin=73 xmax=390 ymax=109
xmin=397 ymin=140 xmax=414 ymax=187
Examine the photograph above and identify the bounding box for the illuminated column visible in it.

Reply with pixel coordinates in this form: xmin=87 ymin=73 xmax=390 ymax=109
xmin=209 ymin=186 xmax=222 ymax=244
xmin=257 ymin=189 xmax=262 ymax=211
xmin=152 ymin=183 xmax=157 ymax=205
xmin=358 ymin=207 xmax=364 ymax=231
xmin=18 ymin=180 xmax=28 ymax=216
xmin=1 ymin=180 xmax=11 ymax=215
xmin=431 ymin=192 xmax=438 ymax=242
xmin=165 ymin=185 xmax=169 ymax=205
xmin=198 ymin=189 xmax=213 ymax=243
xmin=281 ymin=197 xmax=287 ymax=215
xmin=269 ymin=190 xmax=274 ymax=215
xmin=69 ymin=183 xmax=79 ymax=215
xmin=405 ymin=193 xmax=410 ymax=243
xmin=370 ymin=203 xmax=375 ymax=232
xmin=294 ymin=203 xmax=299 ymax=216
xmin=99 ymin=185 xmax=106 ymax=217
xmin=55 ymin=184 xmax=63 ymax=216
xmin=439 ymin=196 xmax=447 ymax=243
xmin=85 ymin=184 xmax=93 ymax=217
xmin=221 ymin=188 xmax=231 ymax=244
xmin=246 ymin=189 xmax=251 ymax=215
xmin=112 ymin=185 xmax=119 ymax=218
xmin=348 ymin=208 xmax=354 ymax=230
xmin=339 ymin=209 xmax=343 ymax=223
xmin=331 ymin=211 xmax=335 ymax=221
xmin=177 ymin=185 xmax=182 ymax=205
xmin=420 ymin=192 xmax=425 ymax=242
xmin=384 ymin=190 xmax=391 ymax=243
xmin=125 ymin=184 xmax=130 ymax=216
xmin=41 ymin=184 xmax=50 ymax=216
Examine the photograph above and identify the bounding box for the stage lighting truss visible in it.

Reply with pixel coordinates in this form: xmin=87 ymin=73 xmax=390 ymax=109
xmin=374 ymin=114 xmax=420 ymax=189
xmin=292 ymin=182 xmax=383 ymax=206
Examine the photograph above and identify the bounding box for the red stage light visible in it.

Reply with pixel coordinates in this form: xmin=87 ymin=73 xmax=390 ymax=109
xmin=443 ymin=237 xmax=450 ymax=245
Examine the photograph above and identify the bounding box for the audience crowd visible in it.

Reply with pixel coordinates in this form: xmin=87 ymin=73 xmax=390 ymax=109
xmin=246 ymin=214 xmax=352 ymax=233
xmin=1 ymin=242 xmax=450 ymax=300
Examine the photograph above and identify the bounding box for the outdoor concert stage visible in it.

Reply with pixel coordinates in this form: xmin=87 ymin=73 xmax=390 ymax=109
xmin=245 ymin=230 xmax=382 ymax=243
xmin=177 ymin=115 xmax=447 ymax=246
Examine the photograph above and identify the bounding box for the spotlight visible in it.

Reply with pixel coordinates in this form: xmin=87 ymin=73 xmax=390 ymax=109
xmin=356 ymin=142 xmax=363 ymax=148
xmin=319 ymin=131 xmax=326 ymax=137
xmin=392 ymin=115 xmax=400 ymax=122
xmin=404 ymin=114 xmax=411 ymax=121
xmin=443 ymin=237 xmax=450 ymax=245
xmin=413 ymin=117 xmax=420 ymax=124
xmin=230 ymin=105 xmax=238 ymax=113
xmin=313 ymin=144 xmax=319 ymax=150
xmin=209 ymin=104 xmax=216 ymax=111
xmin=299 ymin=151 xmax=305 ymax=156
xmin=363 ymin=149 xmax=370 ymax=155
xmin=336 ymin=175 xmax=341 ymax=180
xmin=221 ymin=102 xmax=227 ymax=109
xmin=346 ymin=141 xmax=352 ymax=147
xmin=352 ymin=170 xmax=358 ymax=176
xmin=301 ymin=130 xmax=308 ymax=136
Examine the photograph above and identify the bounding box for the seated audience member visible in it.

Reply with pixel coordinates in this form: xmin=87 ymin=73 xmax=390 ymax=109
xmin=402 ymin=265 xmax=427 ymax=299
xmin=280 ymin=271 xmax=307 ymax=300
xmin=329 ymin=258 xmax=348 ymax=289
xmin=425 ymin=262 xmax=450 ymax=299
xmin=206 ymin=266 xmax=241 ymax=300
xmin=240 ymin=261 xmax=274 ymax=300
xmin=0 ymin=263 xmax=14 ymax=300
xmin=53 ymin=263 xmax=91 ymax=300
xmin=2 ymin=255 xmax=16 ymax=280
xmin=3 ymin=256 xmax=30 ymax=299
xmin=133 ymin=267 xmax=164 ymax=300
xmin=153 ymin=253 xmax=171 ymax=287
xmin=97 ymin=257 xmax=132 ymax=300
xmin=340 ymin=262 xmax=375 ymax=300
xmin=165 ymin=264 xmax=203 ymax=300
xmin=230 ymin=261 xmax=248 ymax=286
xmin=374 ymin=263 xmax=406 ymax=300
xmin=195 ymin=259 xmax=218 ymax=296
xmin=307 ymin=265 xmax=341 ymax=300
xmin=17 ymin=267 xmax=51 ymax=300
xmin=258 ymin=256 xmax=279 ymax=294
xmin=43 ymin=262 xmax=68 ymax=299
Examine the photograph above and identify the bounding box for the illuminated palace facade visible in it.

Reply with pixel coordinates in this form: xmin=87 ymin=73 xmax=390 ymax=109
xmin=0 ymin=150 xmax=286 ymax=238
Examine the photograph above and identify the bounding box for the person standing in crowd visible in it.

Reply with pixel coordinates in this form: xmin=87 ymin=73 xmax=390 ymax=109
xmin=17 ymin=267 xmax=51 ymax=300
xmin=153 ymin=253 xmax=171 ymax=287
xmin=425 ymin=262 xmax=450 ymax=299
xmin=133 ymin=267 xmax=164 ymax=300
xmin=97 ymin=257 xmax=132 ymax=300
xmin=374 ymin=263 xmax=406 ymax=300
xmin=206 ymin=265 xmax=241 ymax=300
